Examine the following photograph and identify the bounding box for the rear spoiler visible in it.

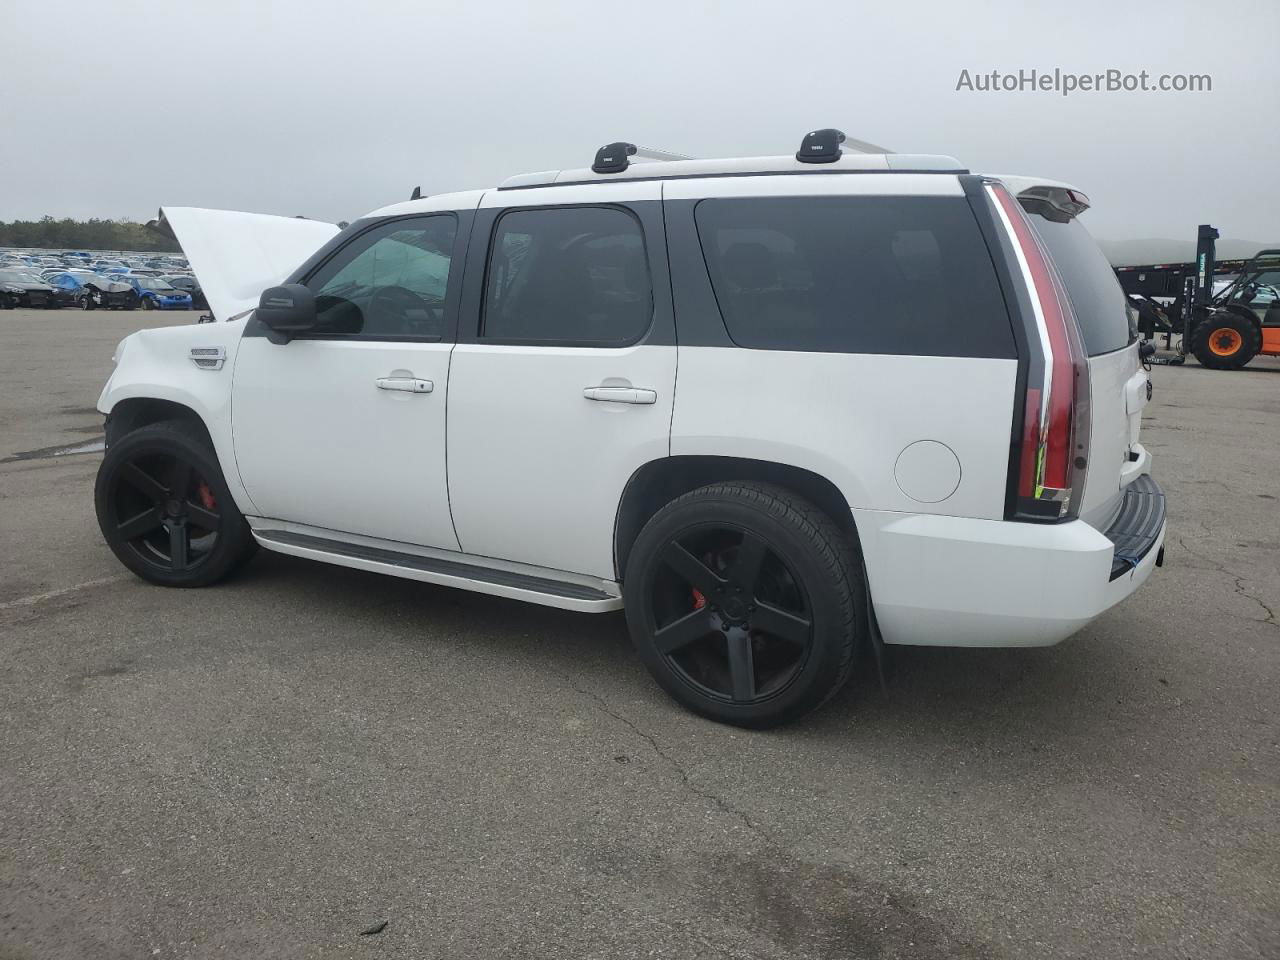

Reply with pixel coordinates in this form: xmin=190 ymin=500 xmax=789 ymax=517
xmin=989 ymin=175 xmax=1090 ymax=223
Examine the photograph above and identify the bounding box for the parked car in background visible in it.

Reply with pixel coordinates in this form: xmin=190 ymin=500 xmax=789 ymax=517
xmin=119 ymin=275 xmax=193 ymax=310
xmin=0 ymin=268 xmax=59 ymax=308
xmin=162 ymin=274 xmax=207 ymax=309
xmin=47 ymin=271 xmax=139 ymax=310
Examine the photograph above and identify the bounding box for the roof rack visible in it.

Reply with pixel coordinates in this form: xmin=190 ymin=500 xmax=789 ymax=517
xmin=591 ymin=142 xmax=695 ymax=174
xmin=589 ymin=129 xmax=892 ymax=174
xmin=493 ymin=130 xmax=950 ymax=191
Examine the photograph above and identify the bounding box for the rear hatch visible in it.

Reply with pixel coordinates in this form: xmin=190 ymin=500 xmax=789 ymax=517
xmin=1004 ymin=177 xmax=1148 ymax=530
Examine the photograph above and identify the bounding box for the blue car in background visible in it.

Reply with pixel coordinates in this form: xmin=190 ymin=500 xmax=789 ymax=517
xmin=121 ymin=275 xmax=193 ymax=310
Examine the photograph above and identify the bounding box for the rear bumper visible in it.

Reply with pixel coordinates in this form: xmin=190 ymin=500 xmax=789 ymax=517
xmin=1105 ymin=475 xmax=1166 ymax=579
xmin=856 ymin=484 xmax=1167 ymax=648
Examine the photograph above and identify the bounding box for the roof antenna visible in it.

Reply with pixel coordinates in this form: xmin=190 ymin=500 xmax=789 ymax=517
xmin=410 ymin=186 xmax=422 ymax=200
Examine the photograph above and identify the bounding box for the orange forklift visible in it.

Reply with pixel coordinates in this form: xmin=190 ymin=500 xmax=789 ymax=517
xmin=1116 ymin=225 xmax=1280 ymax=369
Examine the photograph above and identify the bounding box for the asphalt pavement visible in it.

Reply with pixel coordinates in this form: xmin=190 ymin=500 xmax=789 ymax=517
xmin=1 ymin=307 xmax=1277 ymax=959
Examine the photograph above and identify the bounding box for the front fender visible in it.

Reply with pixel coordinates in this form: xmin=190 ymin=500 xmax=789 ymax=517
xmin=97 ymin=317 xmax=258 ymax=515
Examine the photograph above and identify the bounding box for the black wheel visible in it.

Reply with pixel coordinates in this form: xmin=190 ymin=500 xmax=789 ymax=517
xmin=1190 ymin=311 xmax=1261 ymax=369
xmin=80 ymin=294 xmax=95 ymax=310
xmin=141 ymin=297 xmax=155 ymax=311
xmin=94 ymin=420 xmax=256 ymax=587
xmin=623 ymin=482 xmax=863 ymax=728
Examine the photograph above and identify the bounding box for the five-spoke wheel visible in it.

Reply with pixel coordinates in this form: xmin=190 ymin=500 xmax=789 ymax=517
xmin=95 ymin=420 xmax=256 ymax=587
xmin=650 ymin=530 xmax=814 ymax=704
xmin=625 ymin=482 xmax=864 ymax=728
xmin=108 ymin=453 xmax=222 ymax=574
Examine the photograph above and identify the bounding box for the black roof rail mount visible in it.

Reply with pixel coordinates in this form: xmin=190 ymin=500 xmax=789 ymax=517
xmin=796 ymin=128 xmax=846 ymax=164
xmin=592 ymin=142 xmax=637 ymax=174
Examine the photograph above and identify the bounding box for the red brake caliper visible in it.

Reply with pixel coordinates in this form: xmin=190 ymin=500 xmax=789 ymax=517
xmin=196 ymin=481 xmax=216 ymax=511
xmin=691 ymin=588 xmax=707 ymax=610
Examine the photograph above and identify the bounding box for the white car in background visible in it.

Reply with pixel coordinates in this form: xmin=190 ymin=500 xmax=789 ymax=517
xmin=93 ymin=131 xmax=1165 ymax=727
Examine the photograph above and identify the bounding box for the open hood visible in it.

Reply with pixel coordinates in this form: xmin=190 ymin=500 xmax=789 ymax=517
xmin=155 ymin=207 xmax=339 ymax=321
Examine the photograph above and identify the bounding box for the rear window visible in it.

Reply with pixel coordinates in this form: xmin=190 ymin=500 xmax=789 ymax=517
xmin=1022 ymin=206 xmax=1134 ymax=355
xmin=693 ymin=196 xmax=1014 ymax=358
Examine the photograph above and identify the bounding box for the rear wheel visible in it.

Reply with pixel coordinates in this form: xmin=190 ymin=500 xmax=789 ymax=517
xmin=1191 ymin=312 xmax=1261 ymax=369
xmin=624 ymin=482 xmax=863 ymax=728
xmin=94 ymin=420 xmax=256 ymax=587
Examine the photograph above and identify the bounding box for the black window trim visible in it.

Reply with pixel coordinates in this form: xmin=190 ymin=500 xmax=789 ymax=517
xmin=477 ymin=202 xmax=656 ymax=349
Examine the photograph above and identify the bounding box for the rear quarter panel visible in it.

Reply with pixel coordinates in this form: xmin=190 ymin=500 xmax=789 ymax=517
xmin=670 ymin=349 xmax=1018 ymax=520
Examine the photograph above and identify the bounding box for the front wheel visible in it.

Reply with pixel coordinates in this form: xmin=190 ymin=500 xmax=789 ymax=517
xmin=94 ymin=420 xmax=256 ymax=587
xmin=80 ymin=294 xmax=95 ymax=310
xmin=141 ymin=297 xmax=155 ymax=311
xmin=623 ymin=482 xmax=863 ymax=728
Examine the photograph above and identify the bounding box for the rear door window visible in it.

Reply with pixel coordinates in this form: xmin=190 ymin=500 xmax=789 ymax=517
xmin=693 ymin=196 xmax=1014 ymax=358
xmin=482 ymin=206 xmax=652 ymax=345
xmin=1021 ymin=206 xmax=1133 ymax=355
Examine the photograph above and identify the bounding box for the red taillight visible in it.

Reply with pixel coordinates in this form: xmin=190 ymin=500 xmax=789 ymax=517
xmin=989 ymin=182 xmax=1091 ymax=520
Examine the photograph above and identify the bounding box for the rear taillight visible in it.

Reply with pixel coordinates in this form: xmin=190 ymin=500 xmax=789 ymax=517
xmin=988 ymin=182 xmax=1091 ymax=521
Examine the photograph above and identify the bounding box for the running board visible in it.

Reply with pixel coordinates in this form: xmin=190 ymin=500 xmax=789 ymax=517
xmin=252 ymin=528 xmax=622 ymax=613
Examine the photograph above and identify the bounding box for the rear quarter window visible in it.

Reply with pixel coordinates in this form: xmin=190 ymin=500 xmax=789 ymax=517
xmin=1021 ymin=205 xmax=1133 ymax=356
xmin=693 ymin=196 xmax=1014 ymax=358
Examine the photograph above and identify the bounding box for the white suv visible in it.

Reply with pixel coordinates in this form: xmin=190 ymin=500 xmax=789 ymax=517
xmin=94 ymin=131 xmax=1166 ymax=727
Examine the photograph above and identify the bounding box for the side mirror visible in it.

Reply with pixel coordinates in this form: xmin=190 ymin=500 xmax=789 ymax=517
xmin=256 ymin=283 xmax=316 ymax=343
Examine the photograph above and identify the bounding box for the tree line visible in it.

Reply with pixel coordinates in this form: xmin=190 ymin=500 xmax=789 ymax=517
xmin=0 ymin=216 xmax=180 ymax=253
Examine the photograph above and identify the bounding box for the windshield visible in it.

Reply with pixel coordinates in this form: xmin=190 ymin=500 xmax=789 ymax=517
xmin=1023 ymin=206 xmax=1135 ymax=355
xmin=137 ymin=278 xmax=176 ymax=291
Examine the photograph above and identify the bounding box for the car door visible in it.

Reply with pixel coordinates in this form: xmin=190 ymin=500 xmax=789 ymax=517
xmin=447 ymin=182 xmax=676 ymax=579
xmin=230 ymin=212 xmax=468 ymax=549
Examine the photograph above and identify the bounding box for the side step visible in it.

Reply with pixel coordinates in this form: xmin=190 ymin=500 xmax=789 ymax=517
xmin=253 ymin=528 xmax=622 ymax=613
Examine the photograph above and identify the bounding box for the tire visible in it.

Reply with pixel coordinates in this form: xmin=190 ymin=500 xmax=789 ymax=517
xmin=141 ymin=297 xmax=155 ymax=311
xmin=80 ymin=294 xmax=95 ymax=311
xmin=623 ymin=482 xmax=863 ymax=728
xmin=94 ymin=420 xmax=256 ymax=587
xmin=1190 ymin=311 xmax=1261 ymax=369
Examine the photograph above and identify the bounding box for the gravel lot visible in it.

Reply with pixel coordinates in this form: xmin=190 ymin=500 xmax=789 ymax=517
xmin=1 ymin=307 xmax=1277 ymax=959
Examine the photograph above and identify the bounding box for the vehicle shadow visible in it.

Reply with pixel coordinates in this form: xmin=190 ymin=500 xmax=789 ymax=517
xmin=234 ymin=551 xmax=1150 ymax=759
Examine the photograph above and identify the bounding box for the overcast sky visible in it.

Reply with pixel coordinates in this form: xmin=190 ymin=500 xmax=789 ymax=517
xmin=2 ymin=0 xmax=1276 ymax=243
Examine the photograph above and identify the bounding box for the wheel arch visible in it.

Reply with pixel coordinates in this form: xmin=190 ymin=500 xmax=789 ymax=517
xmin=104 ymin=396 xmax=212 ymax=447
xmin=614 ymin=455 xmax=858 ymax=581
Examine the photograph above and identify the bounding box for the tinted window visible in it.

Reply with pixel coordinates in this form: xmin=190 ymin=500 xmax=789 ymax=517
xmin=694 ymin=196 xmax=1013 ymax=358
xmin=1023 ymin=207 xmax=1132 ymax=355
xmin=482 ymin=206 xmax=652 ymax=344
xmin=307 ymin=216 xmax=456 ymax=339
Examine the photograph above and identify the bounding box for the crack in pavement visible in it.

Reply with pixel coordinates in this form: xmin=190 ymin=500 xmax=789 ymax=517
xmin=1175 ymin=536 xmax=1277 ymax=628
xmin=557 ymin=671 xmax=770 ymax=844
